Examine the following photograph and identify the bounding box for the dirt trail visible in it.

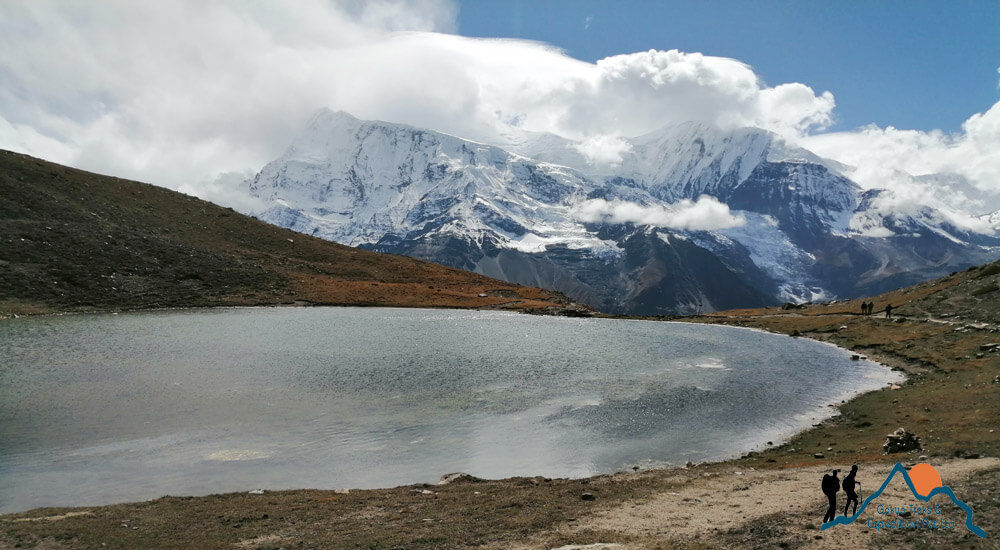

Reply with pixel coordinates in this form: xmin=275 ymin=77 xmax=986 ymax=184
xmin=504 ymin=458 xmax=999 ymax=549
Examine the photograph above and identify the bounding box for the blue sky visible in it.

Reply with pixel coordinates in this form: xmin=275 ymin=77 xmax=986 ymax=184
xmin=457 ymin=0 xmax=1000 ymax=133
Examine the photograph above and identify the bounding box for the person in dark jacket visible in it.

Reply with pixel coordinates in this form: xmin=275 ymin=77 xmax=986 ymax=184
xmin=822 ymin=469 xmax=840 ymax=523
xmin=843 ymin=464 xmax=860 ymax=516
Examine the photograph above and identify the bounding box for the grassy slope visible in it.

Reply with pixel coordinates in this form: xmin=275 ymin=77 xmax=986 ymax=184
xmin=693 ymin=260 xmax=1000 ymax=467
xmin=0 ymin=150 xmax=577 ymax=315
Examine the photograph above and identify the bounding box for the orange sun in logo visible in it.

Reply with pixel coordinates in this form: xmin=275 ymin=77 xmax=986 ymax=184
xmin=909 ymin=463 xmax=943 ymax=497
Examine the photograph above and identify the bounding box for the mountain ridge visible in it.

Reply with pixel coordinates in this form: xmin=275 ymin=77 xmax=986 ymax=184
xmin=245 ymin=110 xmax=1000 ymax=314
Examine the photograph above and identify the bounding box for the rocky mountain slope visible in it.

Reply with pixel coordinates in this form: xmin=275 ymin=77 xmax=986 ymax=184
xmin=245 ymin=110 xmax=1000 ymax=314
xmin=0 ymin=150 xmax=576 ymax=316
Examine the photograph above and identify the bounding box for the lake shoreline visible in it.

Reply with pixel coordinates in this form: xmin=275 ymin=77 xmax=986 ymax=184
xmin=1 ymin=306 xmax=896 ymax=515
xmin=3 ymin=296 xmax=998 ymax=548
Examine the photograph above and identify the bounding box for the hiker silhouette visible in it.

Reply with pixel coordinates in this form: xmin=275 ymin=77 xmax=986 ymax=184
xmin=822 ymin=469 xmax=840 ymax=523
xmin=843 ymin=465 xmax=860 ymax=516
xmin=885 ymin=304 xmax=893 ymax=318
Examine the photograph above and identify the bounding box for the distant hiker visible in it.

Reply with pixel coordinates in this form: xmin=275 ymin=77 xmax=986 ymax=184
xmin=843 ymin=464 xmax=860 ymax=516
xmin=860 ymin=302 xmax=867 ymax=315
xmin=822 ymin=469 xmax=840 ymax=523
xmin=885 ymin=304 xmax=893 ymax=319
xmin=866 ymin=301 xmax=873 ymax=315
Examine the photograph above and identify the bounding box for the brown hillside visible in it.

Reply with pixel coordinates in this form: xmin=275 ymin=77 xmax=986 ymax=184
xmin=0 ymin=150 xmax=579 ymax=316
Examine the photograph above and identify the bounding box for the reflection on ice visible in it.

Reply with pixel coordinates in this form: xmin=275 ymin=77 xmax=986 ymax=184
xmin=0 ymin=308 xmax=902 ymax=513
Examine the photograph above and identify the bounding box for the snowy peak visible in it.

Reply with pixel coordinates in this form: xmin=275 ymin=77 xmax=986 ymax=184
xmin=243 ymin=110 xmax=999 ymax=314
xmin=247 ymin=109 xmax=600 ymax=247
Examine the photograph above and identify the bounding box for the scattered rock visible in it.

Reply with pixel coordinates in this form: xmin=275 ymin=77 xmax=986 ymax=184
xmin=581 ymin=492 xmax=596 ymax=501
xmin=437 ymin=472 xmax=481 ymax=485
xmin=850 ymin=354 xmax=861 ymax=361
xmin=953 ymin=449 xmax=982 ymax=459
xmin=889 ymin=384 xmax=901 ymax=390
xmin=884 ymin=427 xmax=921 ymax=454
xmin=814 ymin=453 xmax=825 ymax=459
xmin=247 ymin=489 xmax=264 ymax=495
xmin=980 ymin=343 xmax=999 ymax=351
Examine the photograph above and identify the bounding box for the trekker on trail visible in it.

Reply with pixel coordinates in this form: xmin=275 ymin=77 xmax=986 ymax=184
xmin=843 ymin=465 xmax=860 ymax=516
xmin=822 ymin=469 xmax=840 ymax=523
xmin=885 ymin=304 xmax=893 ymax=318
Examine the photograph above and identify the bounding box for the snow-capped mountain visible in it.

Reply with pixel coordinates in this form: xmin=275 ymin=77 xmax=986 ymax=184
xmin=244 ymin=109 xmax=1000 ymax=314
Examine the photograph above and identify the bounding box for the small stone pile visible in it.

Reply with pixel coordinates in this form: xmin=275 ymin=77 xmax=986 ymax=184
xmin=883 ymin=427 xmax=921 ymax=454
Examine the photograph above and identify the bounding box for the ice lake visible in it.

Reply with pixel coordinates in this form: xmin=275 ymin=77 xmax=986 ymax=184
xmin=0 ymin=307 xmax=902 ymax=513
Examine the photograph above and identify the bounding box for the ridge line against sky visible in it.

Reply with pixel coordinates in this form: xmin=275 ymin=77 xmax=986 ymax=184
xmin=1 ymin=0 xmax=998 ymax=218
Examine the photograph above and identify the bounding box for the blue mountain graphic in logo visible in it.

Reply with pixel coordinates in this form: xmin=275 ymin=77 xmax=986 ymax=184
xmin=821 ymin=462 xmax=985 ymax=538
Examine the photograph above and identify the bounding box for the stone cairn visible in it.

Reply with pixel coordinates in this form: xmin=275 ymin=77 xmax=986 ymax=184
xmin=883 ymin=427 xmax=921 ymax=453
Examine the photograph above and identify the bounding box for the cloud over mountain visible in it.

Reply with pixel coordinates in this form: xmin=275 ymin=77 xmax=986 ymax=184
xmin=1 ymin=0 xmax=997 ymax=217
xmin=573 ymin=196 xmax=746 ymax=231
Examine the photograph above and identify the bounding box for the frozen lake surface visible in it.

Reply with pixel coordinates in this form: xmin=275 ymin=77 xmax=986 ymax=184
xmin=0 ymin=307 xmax=901 ymax=513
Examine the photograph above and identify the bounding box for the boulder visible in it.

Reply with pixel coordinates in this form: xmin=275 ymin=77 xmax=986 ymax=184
xmin=437 ymin=472 xmax=482 ymax=485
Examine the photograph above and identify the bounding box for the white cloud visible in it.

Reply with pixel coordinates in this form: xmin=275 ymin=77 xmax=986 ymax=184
xmin=800 ymin=100 xmax=1000 ymax=215
xmin=0 ymin=0 xmax=837 ymax=205
xmin=573 ymin=196 xmax=746 ymax=231
xmin=0 ymin=0 xmax=457 ymax=202
xmin=3 ymin=1 xmax=993 ymax=225
xmin=573 ymin=134 xmax=632 ymax=167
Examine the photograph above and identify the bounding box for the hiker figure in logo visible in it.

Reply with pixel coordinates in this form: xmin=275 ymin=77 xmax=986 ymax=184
xmin=822 ymin=469 xmax=840 ymax=523
xmin=843 ymin=464 xmax=861 ymax=517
